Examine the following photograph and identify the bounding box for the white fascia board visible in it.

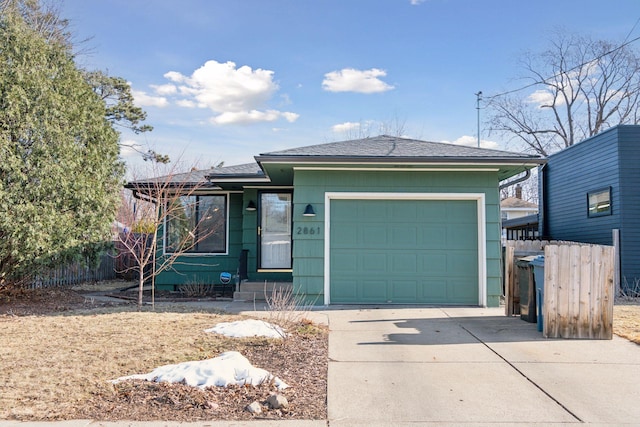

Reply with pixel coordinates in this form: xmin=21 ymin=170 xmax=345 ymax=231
xmin=294 ymin=166 xmax=500 ymax=172
xmin=209 ymin=177 xmax=271 ymax=183
xmin=268 ymin=160 xmax=538 ymax=167
xmin=243 ymin=185 xmax=294 ymax=189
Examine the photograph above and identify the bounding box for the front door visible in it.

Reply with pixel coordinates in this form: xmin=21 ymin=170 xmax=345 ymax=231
xmin=259 ymin=192 xmax=292 ymax=270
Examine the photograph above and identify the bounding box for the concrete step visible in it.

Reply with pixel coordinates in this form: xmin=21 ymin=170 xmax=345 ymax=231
xmin=233 ymin=281 xmax=293 ymax=302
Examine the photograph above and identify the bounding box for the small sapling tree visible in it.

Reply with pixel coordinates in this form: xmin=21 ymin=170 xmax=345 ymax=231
xmin=117 ymin=162 xmax=222 ymax=309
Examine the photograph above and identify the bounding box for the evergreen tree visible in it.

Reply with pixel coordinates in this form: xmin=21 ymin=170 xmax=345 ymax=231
xmin=0 ymin=10 xmax=124 ymax=284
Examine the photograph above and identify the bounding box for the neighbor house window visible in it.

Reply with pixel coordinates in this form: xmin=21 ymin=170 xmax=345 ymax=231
xmin=587 ymin=187 xmax=611 ymax=217
xmin=165 ymin=194 xmax=227 ymax=253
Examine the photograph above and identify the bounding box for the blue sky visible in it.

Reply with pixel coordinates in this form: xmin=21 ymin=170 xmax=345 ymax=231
xmin=60 ymin=0 xmax=640 ymax=172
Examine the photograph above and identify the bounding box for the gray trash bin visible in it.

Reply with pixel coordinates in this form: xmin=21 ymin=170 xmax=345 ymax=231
xmin=516 ymin=257 xmax=537 ymax=323
xmin=530 ymin=255 xmax=545 ymax=332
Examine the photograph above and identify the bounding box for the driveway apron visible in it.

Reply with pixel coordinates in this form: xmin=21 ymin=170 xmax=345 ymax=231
xmin=326 ymin=306 xmax=640 ymax=426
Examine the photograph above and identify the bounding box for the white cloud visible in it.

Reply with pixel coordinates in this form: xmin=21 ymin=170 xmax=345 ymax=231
xmin=281 ymin=112 xmax=300 ymax=122
xmin=322 ymin=68 xmax=394 ymax=93
xmin=151 ymin=83 xmax=178 ymax=95
xmin=132 ymin=90 xmax=169 ymax=108
xmin=210 ymin=109 xmax=299 ymax=125
xmin=176 ymin=99 xmax=197 ymax=108
xmin=162 ymin=60 xmax=297 ymax=125
xmin=332 ymin=121 xmax=361 ymax=133
xmin=526 ymin=89 xmax=559 ymax=107
xmin=445 ymin=135 xmax=500 ymax=149
xmin=410 ymin=0 xmax=426 ymax=4
xmin=164 ymin=71 xmax=185 ymax=83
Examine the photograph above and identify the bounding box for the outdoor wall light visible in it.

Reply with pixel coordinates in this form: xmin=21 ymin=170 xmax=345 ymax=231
xmin=246 ymin=200 xmax=257 ymax=211
xmin=303 ymin=204 xmax=316 ymax=216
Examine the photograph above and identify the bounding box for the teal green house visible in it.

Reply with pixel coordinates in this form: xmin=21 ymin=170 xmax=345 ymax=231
xmin=130 ymin=135 xmax=543 ymax=307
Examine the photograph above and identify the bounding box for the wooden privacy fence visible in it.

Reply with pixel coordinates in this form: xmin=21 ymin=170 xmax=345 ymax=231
xmin=504 ymin=240 xmax=614 ymax=339
xmin=543 ymin=244 xmax=614 ymax=339
xmin=504 ymin=240 xmax=551 ymax=317
xmin=31 ymin=252 xmax=117 ymax=288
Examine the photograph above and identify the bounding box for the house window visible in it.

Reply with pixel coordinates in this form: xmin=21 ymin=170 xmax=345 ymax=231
xmin=587 ymin=187 xmax=611 ymax=217
xmin=165 ymin=194 xmax=227 ymax=254
xmin=259 ymin=192 xmax=292 ymax=270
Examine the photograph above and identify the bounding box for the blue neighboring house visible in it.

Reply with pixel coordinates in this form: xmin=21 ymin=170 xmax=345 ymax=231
xmin=539 ymin=125 xmax=640 ymax=292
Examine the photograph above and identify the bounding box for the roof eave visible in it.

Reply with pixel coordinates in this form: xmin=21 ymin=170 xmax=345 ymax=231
xmin=124 ymin=182 xmax=222 ymax=195
xmin=255 ymin=155 xmax=546 ymax=165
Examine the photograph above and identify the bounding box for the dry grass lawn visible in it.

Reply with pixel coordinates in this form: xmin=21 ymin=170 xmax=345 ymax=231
xmin=613 ymin=303 xmax=640 ymax=344
xmin=0 ymin=304 xmax=327 ymax=421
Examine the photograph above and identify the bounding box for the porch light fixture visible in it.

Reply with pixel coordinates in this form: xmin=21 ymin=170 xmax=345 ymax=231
xmin=303 ymin=204 xmax=316 ymax=216
xmin=246 ymin=200 xmax=257 ymax=211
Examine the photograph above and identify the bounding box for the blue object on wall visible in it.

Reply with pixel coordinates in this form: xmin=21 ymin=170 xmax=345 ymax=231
xmin=220 ymin=272 xmax=232 ymax=284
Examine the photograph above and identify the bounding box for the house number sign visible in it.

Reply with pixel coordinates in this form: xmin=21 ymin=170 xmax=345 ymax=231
xmin=296 ymin=226 xmax=321 ymax=235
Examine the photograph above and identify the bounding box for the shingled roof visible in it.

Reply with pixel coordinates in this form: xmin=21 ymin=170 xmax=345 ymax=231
xmin=127 ymin=135 xmax=544 ymax=190
xmin=206 ymin=162 xmax=264 ymax=179
xmin=256 ymin=135 xmax=542 ymax=162
xmin=126 ymin=168 xmax=218 ymax=188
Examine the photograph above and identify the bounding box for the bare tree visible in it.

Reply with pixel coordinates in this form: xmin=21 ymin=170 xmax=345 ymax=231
xmin=117 ymin=162 xmax=221 ymax=309
xmin=488 ymin=31 xmax=640 ymax=156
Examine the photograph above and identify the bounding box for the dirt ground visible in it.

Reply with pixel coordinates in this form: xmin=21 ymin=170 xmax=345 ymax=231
xmin=0 ymin=281 xmax=638 ymax=422
xmin=0 ymin=281 xmax=328 ymax=421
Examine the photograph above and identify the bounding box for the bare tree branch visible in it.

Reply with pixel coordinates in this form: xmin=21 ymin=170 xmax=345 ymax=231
xmin=488 ymin=30 xmax=640 ymax=156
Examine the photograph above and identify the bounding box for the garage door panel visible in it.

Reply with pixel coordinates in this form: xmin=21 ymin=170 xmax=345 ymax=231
xmin=332 ymin=279 xmax=358 ymax=300
xmin=446 ymin=200 xmax=476 ymax=221
xmin=448 ymin=225 xmax=478 ymax=246
xmin=390 ymin=226 xmax=418 ymax=246
xmin=362 ymin=253 xmax=387 ymax=272
xmin=420 ymin=227 xmax=447 ymax=248
xmin=362 ymin=201 xmax=387 ymax=219
xmin=422 ymin=253 xmax=449 ymax=274
xmin=362 ymin=226 xmax=388 ymax=246
xmin=391 ymin=203 xmax=418 ymax=220
xmin=332 ymin=201 xmax=357 ymax=217
xmin=448 ymin=252 xmax=478 ymax=275
xmin=331 ymin=251 xmax=358 ymax=273
xmin=391 ymin=280 xmax=418 ymax=300
xmin=448 ymin=279 xmax=478 ymax=303
xmin=391 ymin=253 xmax=418 ymax=274
xmin=363 ymin=280 xmax=387 ymax=299
xmin=330 ymin=198 xmax=479 ymax=305
xmin=420 ymin=279 xmax=448 ymax=300
xmin=332 ymin=224 xmax=357 ymax=247
xmin=418 ymin=203 xmax=447 ymax=217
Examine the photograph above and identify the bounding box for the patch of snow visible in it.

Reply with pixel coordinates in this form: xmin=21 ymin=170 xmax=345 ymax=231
xmin=111 ymin=351 xmax=288 ymax=389
xmin=205 ymin=318 xmax=286 ymax=339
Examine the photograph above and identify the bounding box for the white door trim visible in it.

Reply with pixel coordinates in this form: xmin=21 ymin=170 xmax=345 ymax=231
xmin=324 ymin=192 xmax=487 ymax=306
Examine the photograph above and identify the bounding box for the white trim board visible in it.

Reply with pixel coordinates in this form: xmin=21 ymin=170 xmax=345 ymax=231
xmin=323 ymin=192 xmax=487 ymax=306
xmin=294 ymin=167 xmax=499 ymax=172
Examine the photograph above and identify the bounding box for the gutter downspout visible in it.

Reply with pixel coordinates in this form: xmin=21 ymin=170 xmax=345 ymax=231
xmin=498 ymin=168 xmax=531 ymax=191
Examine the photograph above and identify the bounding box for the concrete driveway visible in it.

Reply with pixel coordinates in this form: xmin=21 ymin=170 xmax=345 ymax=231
xmin=326 ymin=306 xmax=640 ymax=426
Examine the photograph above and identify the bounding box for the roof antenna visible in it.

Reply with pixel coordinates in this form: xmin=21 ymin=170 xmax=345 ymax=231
xmin=475 ymin=91 xmax=483 ymax=148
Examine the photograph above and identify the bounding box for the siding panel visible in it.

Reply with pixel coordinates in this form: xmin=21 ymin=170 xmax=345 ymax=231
xmin=543 ymin=125 xmax=640 ymax=291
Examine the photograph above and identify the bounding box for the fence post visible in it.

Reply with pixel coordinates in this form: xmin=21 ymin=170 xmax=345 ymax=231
xmin=613 ymin=229 xmax=620 ymax=297
xmin=505 ymin=245 xmax=515 ymax=316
